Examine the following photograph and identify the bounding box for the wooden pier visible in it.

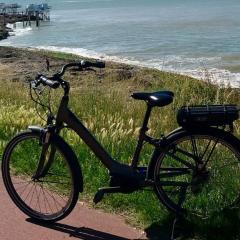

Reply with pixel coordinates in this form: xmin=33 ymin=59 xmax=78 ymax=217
xmin=0 ymin=3 xmax=50 ymax=28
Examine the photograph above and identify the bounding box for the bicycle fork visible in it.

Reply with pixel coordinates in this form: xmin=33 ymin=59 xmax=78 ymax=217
xmin=32 ymin=127 xmax=56 ymax=180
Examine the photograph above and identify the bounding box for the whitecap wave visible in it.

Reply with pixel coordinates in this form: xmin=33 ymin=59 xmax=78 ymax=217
xmin=36 ymin=45 xmax=106 ymax=59
xmin=4 ymin=23 xmax=33 ymax=41
xmin=177 ymin=68 xmax=240 ymax=88
xmin=0 ymin=24 xmax=33 ymax=46
xmin=11 ymin=26 xmax=32 ymax=37
xmin=35 ymin=45 xmax=148 ymax=67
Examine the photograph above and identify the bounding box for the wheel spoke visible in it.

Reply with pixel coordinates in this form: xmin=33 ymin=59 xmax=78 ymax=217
xmin=175 ymin=147 xmax=196 ymax=162
xmin=47 ymin=172 xmax=70 ymax=178
xmin=159 ymin=168 xmax=191 ymax=178
xmin=191 ymin=135 xmax=199 ymax=160
xmin=166 ymin=151 xmax=195 ymax=170
xmin=17 ymin=181 xmax=32 ymax=196
xmin=199 ymin=138 xmax=212 ymax=160
xmin=40 ymin=180 xmax=70 ymax=185
xmin=43 ymin=181 xmax=67 ymax=205
xmin=41 ymin=184 xmax=54 ymax=214
xmin=29 ymin=182 xmax=36 ymax=207
xmin=15 ymin=181 xmax=32 ymax=191
xmin=40 ymin=182 xmax=49 ymax=214
xmin=36 ymin=183 xmax=42 ymax=213
xmin=13 ymin=180 xmax=32 ymax=185
xmin=44 ymin=186 xmax=64 ymax=211
xmin=178 ymin=186 xmax=188 ymax=207
xmin=156 ymin=180 xmax=190 ymax=187
xmin=203 ymin=138 xmax=219 ymax=167
xmin=23 ymin=182 xmax=35 ymax=202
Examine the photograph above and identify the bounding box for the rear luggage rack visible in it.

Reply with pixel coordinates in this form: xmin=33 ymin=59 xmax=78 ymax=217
xmin=177 ymin=105 xmax=240 ymax=127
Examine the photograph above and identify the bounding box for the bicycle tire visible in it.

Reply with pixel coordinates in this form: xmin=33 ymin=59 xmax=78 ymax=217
xmin=2 ymin=129 xmax=83 ymax=222
xmin=152 ymin=127 xmax=240 ymax=218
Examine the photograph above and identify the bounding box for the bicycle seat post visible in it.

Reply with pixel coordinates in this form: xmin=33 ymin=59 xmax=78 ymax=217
xmin=131 ymin=103 xmax=152 ymax=168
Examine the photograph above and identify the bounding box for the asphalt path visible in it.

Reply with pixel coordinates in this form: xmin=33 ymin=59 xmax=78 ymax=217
xmin=0 ymin=175 xmax=146 ymax=240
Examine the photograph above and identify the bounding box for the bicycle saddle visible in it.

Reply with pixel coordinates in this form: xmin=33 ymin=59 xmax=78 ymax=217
xmin=131 ymin=91 xmax=174 ymax=107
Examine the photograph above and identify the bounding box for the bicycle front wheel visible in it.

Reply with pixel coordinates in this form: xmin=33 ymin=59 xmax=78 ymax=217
xmin=2 ymin=130 xmax=82 ymax=222
xmin=153 ymin=127 xmax=240 ymax=218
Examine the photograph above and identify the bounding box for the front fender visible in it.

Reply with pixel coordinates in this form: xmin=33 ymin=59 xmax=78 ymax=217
xmin=28 ymin=125 xmax=51 ymax=145
xmin=28 ymin=125 xmax=44 ymax=133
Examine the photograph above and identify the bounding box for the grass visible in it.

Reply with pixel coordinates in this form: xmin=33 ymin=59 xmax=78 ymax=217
xmin=1 ymin=48 xmax=240 ymax=239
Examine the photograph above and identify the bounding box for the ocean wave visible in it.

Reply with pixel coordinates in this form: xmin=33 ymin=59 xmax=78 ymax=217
xmin=12 ymin=27 xmax=32 ymax=37
xmin=6 ymin=24 xmax=33 ymax=38
xmin=35 ymin=45 xmax=149 ymax=67
xmin=145 ymin=59 xmax=240 ymax=88
xmin=36 ymin=45 xmax=106 ymax=59
xmin=169 ymin=68 xmax=240 ymax=88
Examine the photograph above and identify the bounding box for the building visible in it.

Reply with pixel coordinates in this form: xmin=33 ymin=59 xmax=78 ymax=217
xmin=26 ymin=3 xmax=50 ymax=15
xmin=0 ymin=3 xmax=21 ymax=14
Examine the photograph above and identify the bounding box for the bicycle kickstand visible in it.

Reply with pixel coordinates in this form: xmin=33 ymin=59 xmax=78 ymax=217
xmin=170 ymin=215 xmax=179 ymax=240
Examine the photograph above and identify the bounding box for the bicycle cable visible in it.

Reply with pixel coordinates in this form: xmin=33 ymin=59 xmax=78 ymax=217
xmin=29 ymin=82 xmax=54 ymax=123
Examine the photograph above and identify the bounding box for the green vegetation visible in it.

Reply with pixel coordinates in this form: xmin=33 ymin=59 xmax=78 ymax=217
xmin=0 ymin=48 xmax=240 ymax=239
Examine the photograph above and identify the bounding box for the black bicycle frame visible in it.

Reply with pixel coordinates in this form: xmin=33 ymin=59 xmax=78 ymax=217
xmin=53 ymin=90 xmax=157 ymax=182
xmin=57 ymin=95 xmax=120 ymax=169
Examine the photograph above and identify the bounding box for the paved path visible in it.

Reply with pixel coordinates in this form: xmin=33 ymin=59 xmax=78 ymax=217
xmin=0 ymin=176 xmax=146 ymax=240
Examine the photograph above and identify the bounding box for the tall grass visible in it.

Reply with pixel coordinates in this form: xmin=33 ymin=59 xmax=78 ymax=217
xmin=0 ymin=50 xmax=240 ymax=234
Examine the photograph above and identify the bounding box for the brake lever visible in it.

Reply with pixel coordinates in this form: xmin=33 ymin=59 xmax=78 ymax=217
xmin=30 ymin=80 xmax=39 ymax=89
xmin=30 ymin=74 xmax=41 ymax=88
xmin=30 ymin=79 xmax=45 ymax=93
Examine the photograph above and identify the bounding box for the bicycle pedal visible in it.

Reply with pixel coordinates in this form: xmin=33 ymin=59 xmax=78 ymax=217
xmin=93 ymin=189 xmax=104 ymax=204
xmin=93 ymin=187 xmax=123 ymax=204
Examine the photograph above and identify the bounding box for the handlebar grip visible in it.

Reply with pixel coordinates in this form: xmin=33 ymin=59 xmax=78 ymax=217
xmin=39 ymin=76 xmax=60 ymax=89
xmin=81 ymin=60 xmax=105 ymax=68
xmin=91 ymin=60 xmax=105 ymax=68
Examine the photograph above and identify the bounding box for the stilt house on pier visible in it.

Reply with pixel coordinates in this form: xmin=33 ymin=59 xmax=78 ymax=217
xmin=26 ymin=3 xmax=50 ymax=21
xmin=0 ymin=3 xmax=21 ymax=14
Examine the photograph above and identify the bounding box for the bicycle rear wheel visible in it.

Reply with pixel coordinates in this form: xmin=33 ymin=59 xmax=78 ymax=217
xmin=153 ymin=127 xmax=240 ymax=218
xmin=2 ymin=130 xmax=82 ymax=222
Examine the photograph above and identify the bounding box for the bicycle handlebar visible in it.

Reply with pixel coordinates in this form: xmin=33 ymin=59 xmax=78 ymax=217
xmin=38 ymin=75 xmax=60 ymax=89
xmin=33 ymin=60 xmax=105 ymax=89
xmin=81 ymin=60 xmax=105 ymax=69
xmin=56 ymin=60 xmax=105 ymax=78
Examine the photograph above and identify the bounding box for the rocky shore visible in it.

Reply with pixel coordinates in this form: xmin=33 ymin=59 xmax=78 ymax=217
xmin=0 ymin=14 xmax=25 ymax=40
xmin=0 ymin=46 xmax=140 ymax=84
xmin=0 ymin=15 xmax=9 ymax=40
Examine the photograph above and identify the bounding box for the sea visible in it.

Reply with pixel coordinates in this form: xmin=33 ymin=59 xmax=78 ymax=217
xmin=2 ymin=0 xmax=240 ymax=87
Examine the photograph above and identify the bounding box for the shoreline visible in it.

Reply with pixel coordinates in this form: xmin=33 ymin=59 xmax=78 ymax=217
xmin=33 ymin=46 xmax=240 ymax=89
xmin=9 ymin=44 xmax=240 ymax=88
xmin=0 ymin=16 xmax=21 ymax=40
xmin=7 ymin=43 xmax=240 ymax=88
xmin=1 ymin=23 xmax=240 ymax=88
